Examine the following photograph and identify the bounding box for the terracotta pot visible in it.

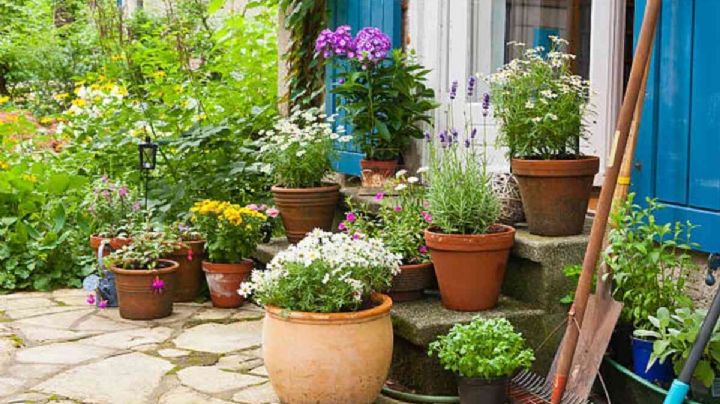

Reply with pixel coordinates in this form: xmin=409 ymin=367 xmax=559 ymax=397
xmin=512 ymin=156 xmax=599 ymax=236
xmin=165 ymin=240 xmax=205 ymax=302
xmin=360 ymin=159 xmax=398 ymax=188
xmin=202 ymin=260 xmax=252 ymax=308
xmin=271 ymin=184 xmax=340 ymax=244
xmin=89 ymin=235 xmax=131 ymax=257
xmin=263 ymin=293 xmax=393 ymax=404
xmin=424 ymin=225 xmax=515 ymax=311
xmin=111 ymin=259 xmax=178 ymax=320
xmin=389 ymin=262 xmax=435 ymax=302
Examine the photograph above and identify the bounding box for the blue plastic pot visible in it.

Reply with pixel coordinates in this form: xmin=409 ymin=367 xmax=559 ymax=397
xmin=632 ymin=337 xmax=674 ymax=384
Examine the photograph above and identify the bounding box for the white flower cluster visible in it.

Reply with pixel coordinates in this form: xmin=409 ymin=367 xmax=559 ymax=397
xmin=258 ymin=109 xmax=350 ymax=159
xmin=239 ymin=229 xmax=402 ymax=303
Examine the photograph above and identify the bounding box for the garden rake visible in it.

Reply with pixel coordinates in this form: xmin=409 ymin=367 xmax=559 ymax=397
xmin=510 ymin=0 xmax=662 ymax=403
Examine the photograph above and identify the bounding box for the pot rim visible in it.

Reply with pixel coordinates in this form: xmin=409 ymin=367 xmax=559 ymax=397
xmin=168 ymin=239 xmax=205 ymax=255
xmin=265 ymin=293 xmax=392 ymax=325
xmin=400 ymin=261 xmax=433 ymax=270
xmin=271 ymin=183 xmax=341 ymax=193
xmin=457 ymin=374 xmax=510 ymax=384
xmin=511 ymin=155 xmax=600 ymax=177
xmin=360 ymin=158 xmax=399 ymax=164
xmin=424 ymin=224 xmax=516 ymax=252
xmin=202 ymin=259 xmax=253 ymax=270
xmin=110 ymin=259 xmax=179 ymax=275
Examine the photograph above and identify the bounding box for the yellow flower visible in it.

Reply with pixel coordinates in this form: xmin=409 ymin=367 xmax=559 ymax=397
xmin=22 ymin=174 xmax=37 ymax=183
xmin=152 ymin=71 xmax=167 ymax=78
xmin=53 ymin=93 xmax=69 ymax=101
xmin=111 ymin=54 xmax=123 ymax=61
xmin=0 ymin=96 xmax=10 ymax=104
xmin=72 ymin=98 xmax=87 ymax=107
xmin=39 ymin=117 xmax=54 ymax=125
xmin=0 ymin=161 xmax=9 ymax=170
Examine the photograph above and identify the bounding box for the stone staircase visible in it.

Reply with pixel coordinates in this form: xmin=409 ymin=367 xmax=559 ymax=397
xmin=254 ymin=186 xmax=590 ymax=395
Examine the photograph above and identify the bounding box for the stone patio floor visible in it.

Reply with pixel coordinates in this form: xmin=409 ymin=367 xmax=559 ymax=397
xmin=0 ymin=289 xmax=277 ymax=404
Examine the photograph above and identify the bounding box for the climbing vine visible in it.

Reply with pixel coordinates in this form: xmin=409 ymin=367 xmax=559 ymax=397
xmin=278 ymin=0 xmax=327 ymax=111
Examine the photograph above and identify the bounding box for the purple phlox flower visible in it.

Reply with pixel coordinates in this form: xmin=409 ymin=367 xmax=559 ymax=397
xmin=421 ymin=211 xmax=432 ymax=223
xmin=86 ymin=293 xmax=95 ymax=305
xmin=337 ymin=78 xmax=346 ymax=85
xmin=449 ymin=80 xmax=458 ymax=100
xmin=482 ymin=93 xmax=491 ymax=116
xmin=471 ymin=128 xmax=478 ymax=139
xmin=98 ymin=299 xmax=108 ymax=309
xmin=352 ymin=232 xmax=362 ymax=240
xmin=315 ymin=28 xmax=335 ymax=57
xmin=467 ymin=76 xmax=477 ymax=97
xmin=354 ymin=27 xmax=391 ymax=63
xmin=338 ymin=222 xmax=347 ymax=231
xmin=247 ymin=203 xmax=259 ymax=211
xmin=118 ymin=186 xmax=128 ymax=199
xmin=132 ymin=201 xmax=142 ymax=211
xmin=418 ymin=245 xmax=428 ymax=254
xmin=332 ymin=25 xmax=355 ymax=56
xmin=374 ymin=192 xmax=385 ymax=201
xmin=266 ymin=207 xmax=280 ymax=218
xmin=394 ymin=205 xmax=402 ymax=212
xmin=152 ymin=276 xmax=165 ymax=292
xmin=345 ymin=211 xmax=357 ymax=222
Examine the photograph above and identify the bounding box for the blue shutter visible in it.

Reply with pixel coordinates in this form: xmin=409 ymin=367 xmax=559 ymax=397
xmin=325 ymin=0 xmax=402 ymax=176
xmin=633 ymin=0 xmax=720 ymax=253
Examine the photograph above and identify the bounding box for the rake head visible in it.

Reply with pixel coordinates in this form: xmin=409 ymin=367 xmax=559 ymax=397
xmin=510 ymin=370 xmax=590 ymax=404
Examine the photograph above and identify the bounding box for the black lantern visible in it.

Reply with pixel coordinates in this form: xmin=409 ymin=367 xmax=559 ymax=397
xmin=139 ymin=136 xmax=157 ymax=171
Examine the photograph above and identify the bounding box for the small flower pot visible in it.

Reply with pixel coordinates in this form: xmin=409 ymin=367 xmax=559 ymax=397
xmin=89 ymin=235 xmax=131 ymax=256
xmin=425 ymin=225 xmax=515 ymax=311
xmin=110 ymin=259 xmax=178 ymax=320
xmin=631 ymin=337 xmax=674 ymax=384
xmin=512 ymin=156 xmax=599 ymax=236
xmin=360 ymin=159 xmax=398 ymax=188
xmin=165 ymin=240 xmax=205 ymax=302
xmin=389 ymin=262 xmax=435 ymax=302
xmin=271 ymin=184 xmax=340 ymax=244
xmin=457 ymin=375 xmax=509 ymax=404
xmin=263 ymin=293 xmax=393 ymax=404
xmin=202 ymin=260 xmax=253 ymax=308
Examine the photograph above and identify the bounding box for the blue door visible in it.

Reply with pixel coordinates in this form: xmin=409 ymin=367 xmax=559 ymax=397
xmin=325 ymin=0 xmax=402 ymax=176
xmin=633 ymin=0 xmax=720 ymax=253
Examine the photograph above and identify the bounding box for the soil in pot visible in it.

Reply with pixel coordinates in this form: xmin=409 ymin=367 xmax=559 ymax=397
xmin=166 ymin=240 xmax=205 ymax=302
xmin=425 ymin=225 xmax=515 ymax=311
xmin=271 ymin=184 xmax=340 ymax=244
xmin=512 ymin=156 xmax=599 ymax=236
xmin=111 ymin=259 xmax=178 ymax=320
xmin=457 ymin=375 xmax=509 ymax=404
xmin=360 ymin=159 xmax=398 ymax=188
xmin=631 ymin=337 xmax=674 ymax=384
xmin=389 ymin=262 xmax=435 ymax=302
xmin=202 ymin=260 xmax=253 ymax=308
xmin=263 ymin=293 xmax=393 ymax=404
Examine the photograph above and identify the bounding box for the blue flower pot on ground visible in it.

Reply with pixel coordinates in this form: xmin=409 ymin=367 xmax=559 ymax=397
xmin=631 ymin=337 xmax=674 ymax=384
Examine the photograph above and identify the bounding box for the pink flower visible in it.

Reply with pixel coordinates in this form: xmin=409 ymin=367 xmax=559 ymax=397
xmin=338 ymin=222 xmax=347 ymax=231
xmin=101 ymin=190 xmax=110 ymax=200
xmin=101 ymin=175 xmax=108 ymax=183
xmin=86 ymin=293 xmax=95 ymax=305
xmin=152 ymin=276 xmax=165 ymax=292
xmin=259 ymin=204 xmax=268 ymax=211
xmin=266 ymin=207 xmax=279 ymax=218
xmin=418 ymin=245 xmax=428 ymax=254
xmin=118 ymin=186 xmax=128 ymax=198
xmin=132 ymin=201 xmax=142 ymax=211
xmin=374 ymin=192 xmax=385 ymax=201
xmin=422 ymin=211 xmax=433 ymax=223
xmin=394 ymin=205 xmax=402 ymax=212
xmin=345 ymin=212 xmax=357 ymax=222
xmin=98 ymin=299 xmax=108 ymax=309
xmin=187 ymin=248 xmax=193 ymax=262
xmin=247 ymin=203 xmax=259 ymax=211
xmin=352 ymin=232 xmax=362 ymax=240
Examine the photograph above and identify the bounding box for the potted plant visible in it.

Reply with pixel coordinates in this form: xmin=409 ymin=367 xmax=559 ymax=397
xmin=316 ymin=26 xmax=437 ymax=187
xmin=489 ymin=37 xmax=597 ymax=236
xmin=605 ymin=195 xmax=698 ymax=382
xmin=428 ymin=317 xmax=535 ymax=404
xmin=239 ymin=229 xmax=401 ymax=403
xmin=424 ymin=90 xmax=514 ymax=311
xmin=164 ymin=222 xmax=205 ymax=302
xmin=190 ymin=199 xmax=267 ymax=308
xmin=104 ymin=231 xmax=178 ymax=320
xmin=83 ymin=176 xmax=141 ymax=254
xmin=341 ymin=169 xmax=434 ymax=302
xmin=259 ymin=108 xmax=346 ymax=243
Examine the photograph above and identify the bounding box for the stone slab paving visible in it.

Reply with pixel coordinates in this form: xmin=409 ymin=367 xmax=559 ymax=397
xmin=0 ymin=289 xmax=408 ymax=403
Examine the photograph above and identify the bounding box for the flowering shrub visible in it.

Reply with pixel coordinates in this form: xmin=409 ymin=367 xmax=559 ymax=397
xmin=240 ymin=229 xmax=401 ymax=313
xmin=341 ymin=169 xmax=431 ymax=264
xmin=82 ymin=177 xmax=142 ymax=238
xmin=428 ymin=317 xmax=535 ymax=379
xmin=316 ymin=26 xmax=436 ymax=161
xmin=190 ymin=200 xmax=267 ymax=264
xmin=104 ymin=231 xmax=177 ymax=270
xmin=488 ymin=37 xmax=591 ymax=159
xmin=258 ymin=108 xmax=349 ymax=188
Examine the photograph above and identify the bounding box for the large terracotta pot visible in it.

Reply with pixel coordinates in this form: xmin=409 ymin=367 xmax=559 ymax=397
xmin=111 ymin=259 xmax=178 ymax=320
xmin=89 ymin=235 xmax=131 ymax=257
xmin=424 ymin=225 xmax=515 ymax=311
xmin=202 ymin=260 xmax=252 ymax=308
xmin=389 ymin=262 xmax=435 ymax=302
xmin=166 ymin=240 xmax=205 ymax=302
xmin=512 ymin=156 xmax=599 ymax=236
xmin=360 ymin=159 xmax=398 ymax=188
xmin=271 ymin=184 xmax=340 ymax=244
xmin=263 ymin=293 xmax=393 ymax=404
